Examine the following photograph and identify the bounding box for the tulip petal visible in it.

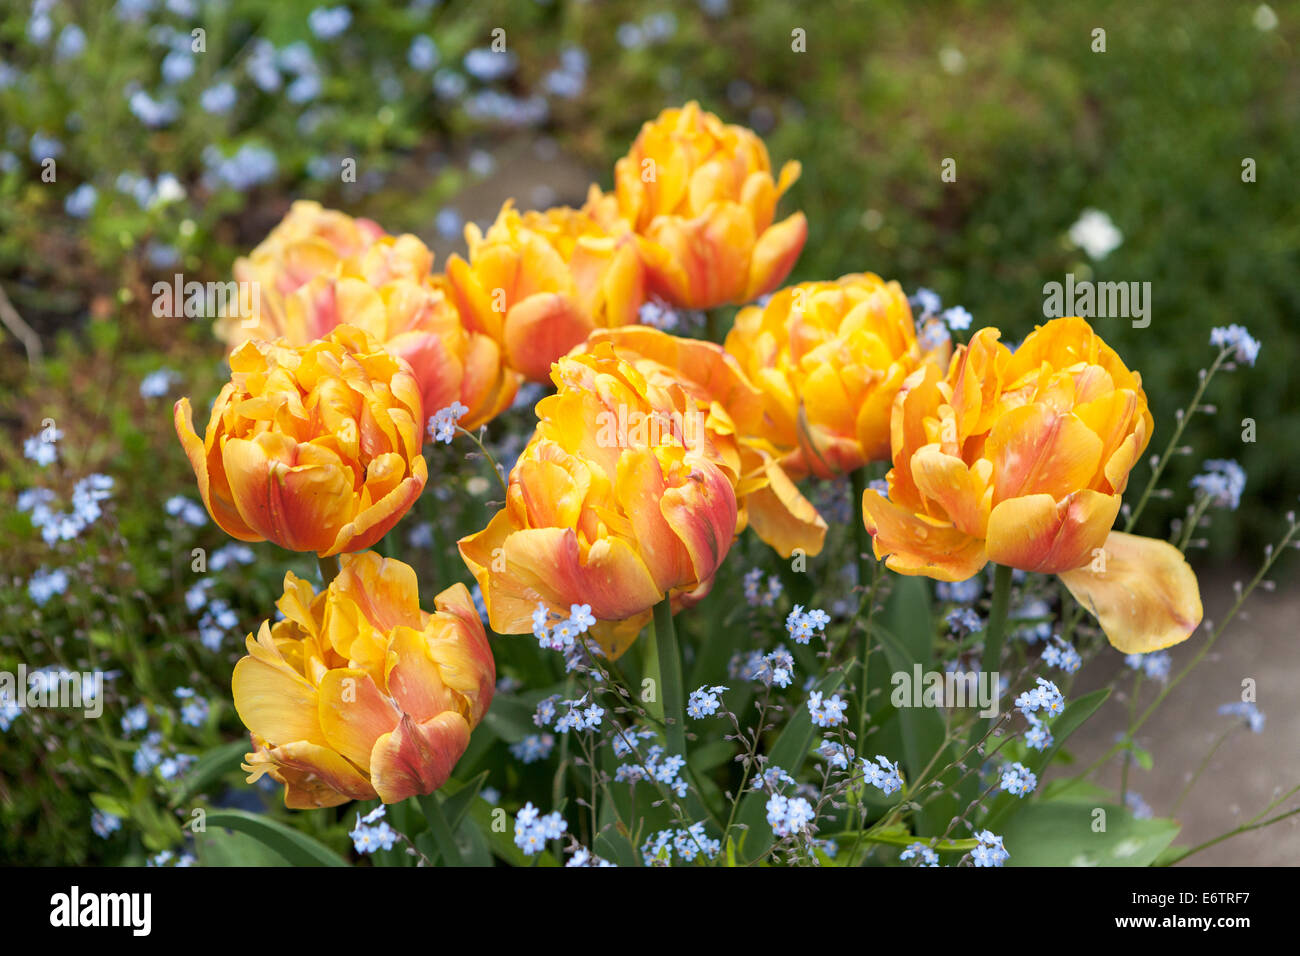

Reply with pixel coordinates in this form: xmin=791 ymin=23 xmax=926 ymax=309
xmin=174 ymin=396 xmax=261 ymax=541
xmin=910 ymin=443 xmax=986 ymax=537
xmin=334 ymin=550 xmax=425 ymax=631
xmin=659 ymin=460 xmax=739 ymax=586
xmin=316 ymin=668 xmax=400 ymax=769
xmin=370 ymin=712 xmax=470 ymax=804
xmin=504 ymin=527 xmax=665 ymax=625
xmin=232 ymin=630 xmax=330 ymax=750
xmin=324 ymin=461 xmax=427 ymax=557
xmin=745 ymin=211 xmax=807 ymax=301
xmin=862 ymin=489 xmax=988 ymax=581
xmin=986 ymin=404 xmax=1103 ymax=503
xmin=221 ymin=435 xmax=350 ymax=553
xmin=1058 ymin=531 xmax=1203 ymax=653
xmin=429 ymin=584 xmax=496 ymax=724
xmin=504 ymin=292 xmax=594 ymax=383
xmin=985 ymin=490 xmax=1120 ymax=574
xmin=245 ymin=740 xmax=377 ymax=809
xmin=385 ymin=625 xmax=457 ymax=722
xmin=744 ymin=456 xmax=828 ymax=557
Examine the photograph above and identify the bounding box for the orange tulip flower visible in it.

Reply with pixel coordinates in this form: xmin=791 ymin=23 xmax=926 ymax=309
xmin=222 ymin=206 xmax=517 ymax=431
xmin=585 ymin=101 xmax=806 ymax=310
xmin=724 ymin=274 xmax=952 ymax=479
xmin=174 ymin=325 xmax=427 ymax=557
xmin=583 ymin=325 xmax=827 ymax=559
xmin=221 ymin=199 xmax=386 ymax=344
xmin=234 ymin=552 xmax=494 ymax=808
xmin=459 ymin=339 xmax=744 ymax=657
xmin=444 ymin=202 xmax=645 ymax=383
xmin=861 ymin=317 xmax=1202 ymax=653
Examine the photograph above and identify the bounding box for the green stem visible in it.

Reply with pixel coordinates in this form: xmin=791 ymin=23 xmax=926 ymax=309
xmin=1119 ymin=671 xmax=1143 ymax=803
xmin=456 ymin=424 xmax=509 ymax=496
xmin=416 ymin=793 xmax=465 ymax=867
xmin=1161 ymin=794 xmax=1300 ymax=866
xmin=1123 ymin=349 xmax=1227 ymax=534
xmin=849 ymin=467 xmax=878 ymax=753
xmin=968 ymin=564 xmax=1013 ymax=749
xmin=317 ymin=554 xmax=341 ymax=584
xmin=652 ymin=597 xmax=687 ymax=759
xmin=1171 ymin=726 xmax=1234 ymax=814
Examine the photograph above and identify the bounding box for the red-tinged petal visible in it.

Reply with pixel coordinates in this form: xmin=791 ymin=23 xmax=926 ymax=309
xmin=385 ymin=625 xmax=458 ymax=722
xmin=502 ymin=526 xmax=665 ymax=624
xmin=369 ymin=712 xmax=471 ymax=803
xmin=984 ymin=490 xmax=1120 ymax=574
xmin=659 ymin=460 xmax=739 ymax=585
xmin=503 ymin=292 xmax=595 ymax=383
xmin=429 ymin=583 xmax=496 ymax=724
xmin=334 ymin=550 xmax=425 ymax=631
xmin=385 ymin=328 xmax=463 ymax=420
xmin=316 ymin=667 xmax=400 ymax=769
xmin=1058 ymin=531 xmax=1203 ymax=654
xmin=221 ymin=434 xmax=344 ymax=553
xmin=986 ymin=403 xmax=1103 ymax=503
xmin=634 ymin=234 xmax=694 ymax=310
xmin=615 ymin=449 xmax=692 ymax=591
xmin=745 ymin=211 xmax=807 ymax=302
xmin=246 ymin=740 xmax=377 ymax=808
xmin=647 ymin=205 xmax=755 ymax=309
xmin=460 ymin=334 xmax=519 ymax=430
xmin=174 ymin=396 xmax=261 ymax=541
xmin=324 ymin=460 xmax=427 ymax=556
xmin=861 ymin=489 xmax=988 ymax=581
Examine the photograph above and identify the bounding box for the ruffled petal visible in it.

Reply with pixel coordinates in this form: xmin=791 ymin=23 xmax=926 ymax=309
xmin=984 ymin=490 xmax=1119 ymax=574
xmin=862 ymin=489 xmax=988 ymax=581
xmin=1058 ymin=531 xmax=1203 ymax=653
xmin=369 ymin=712 xmax=471 ymax=804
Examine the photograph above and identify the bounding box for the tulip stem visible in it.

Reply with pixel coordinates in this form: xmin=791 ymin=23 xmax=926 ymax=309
xmin=968 ymin=563 xmax=1013 ymax=749
xmin=456 ymin=425 xmax=509 ymax=497
xmin=849 ymin=467 xmax=878 ymax=747
xmin=706 ymin=309 xmax=721 ymax=344
xmin=651 ymin=596 xmax=687 ymax=760
xmin=417 ymin=793 xmax=465 ymax=867
xmin=317 ymin=554 xmax=341 ymax=584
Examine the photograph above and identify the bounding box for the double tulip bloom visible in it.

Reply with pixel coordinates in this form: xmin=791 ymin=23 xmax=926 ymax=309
xmin=725 ymin=273 xmax=952 ymax=478
xmin=861 ymin=317 xmax=1202 ymax=653
xmin=585 ymin=100 xmax=806 ymax=310
xmin=444 ymin=202 xmax=645 ymax=383
xmin=461 ymin=327 xmax=826 ymax=657
xmin=174 ymin=325 xmax=427 ymax=557
xmin=222 ymin=199 xmax=386 ymax=345
xmin=223 ymin=203 xmax=518 ymax=431
xmin=234 ymin=552 xmax=494 ymax=807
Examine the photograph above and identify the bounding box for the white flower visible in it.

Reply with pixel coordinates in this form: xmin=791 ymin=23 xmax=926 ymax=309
xmin=1068 ymin=208 xmax=1123 ymax=260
